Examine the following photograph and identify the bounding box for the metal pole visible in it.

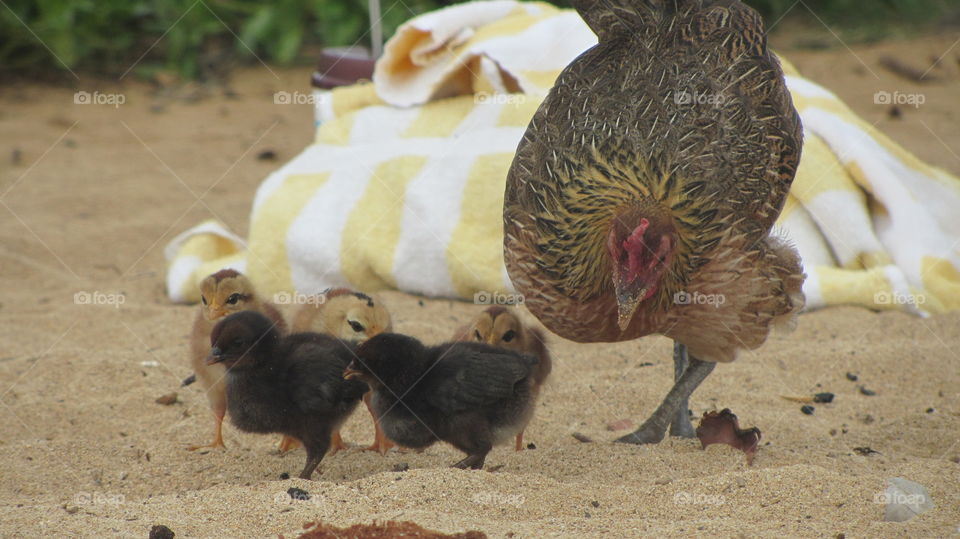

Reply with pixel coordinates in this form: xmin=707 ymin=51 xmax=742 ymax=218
xmin=369 ymin=0 xmax=383 ymax=58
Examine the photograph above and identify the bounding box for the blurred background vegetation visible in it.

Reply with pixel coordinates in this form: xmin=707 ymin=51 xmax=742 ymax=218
xmin=1 ymin=0 xmax=955 ymax=81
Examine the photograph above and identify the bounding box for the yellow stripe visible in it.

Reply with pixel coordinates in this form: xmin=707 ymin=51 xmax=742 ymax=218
xmin=402 ymin=95 xmax=475 ymax=138
xmin=921 ymin=256 xmax=960 ymax=313
xmin=340 ymin=156 xmax=429 ymax=290
xmin=447 ymin=152 xmax=515 ymax=297
xmin=247 ymin=173 xmax=332 ymax=295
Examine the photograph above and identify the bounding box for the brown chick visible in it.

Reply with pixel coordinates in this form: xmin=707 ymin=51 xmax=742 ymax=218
xmin=455 ymin=306 xmax=551 ymax=450
xmin=503 ymin=0 xmax=805 ymax=444
xmin=187 ymin=269 xmax=287 ymax=451
xmin=287 ymin=288 xmax=394 ymax=455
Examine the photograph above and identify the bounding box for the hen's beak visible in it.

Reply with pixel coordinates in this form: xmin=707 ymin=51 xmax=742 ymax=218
xmin=343 ymin=362 xmax=362 ymax=380
xmin=206 ymin=347 xmax=225 ymax=365
xmin=616 ymin=288 xmax=645 ymax=332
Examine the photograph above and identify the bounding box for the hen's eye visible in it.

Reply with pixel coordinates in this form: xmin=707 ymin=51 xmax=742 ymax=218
xmin=226 ymin=293 xmax=241 ymax=305
xmin=349 ymin=320 xmax=365 ymax=333
xmin=201 ymin=296 xmax=207 ymax=305
xmin=502 ymin=330 xmax=517 ymax=343
xmin=474 ymin=330 xmax=482 ymax=341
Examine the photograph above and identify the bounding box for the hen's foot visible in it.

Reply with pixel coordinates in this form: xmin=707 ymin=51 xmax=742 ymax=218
xmin=617 ymin=343 xmax=715 ymax=445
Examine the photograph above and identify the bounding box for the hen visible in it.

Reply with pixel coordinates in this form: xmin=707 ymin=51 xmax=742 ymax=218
xmin=503 ymin=0 xmax=805 ymax=443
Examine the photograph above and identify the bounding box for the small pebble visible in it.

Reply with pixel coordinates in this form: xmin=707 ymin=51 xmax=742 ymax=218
xmin=801 ymin=405 xmax=815 ymax=415
xmin=845 ymin=372 xmax=858 ymax=381
xmin=858 ymin=385 xmax=876 ymax=396
xmin=149 ymin=524 xmax=175 ymax=539
xmin=287 ymin=487 xmax=310 ymax=501
xmin=853 ymin=447 xmax=879 ymax=456
xmin=925 ymin=407 xmax=934 ymax=414
xmin=590 ymin=500 xmax=600 ymax=508
xmin=279 ymin=472 xmax=290 ymax=480
xmin=571 ymin=432 xmax=593 ymax=443
xmin=813 ymin=392 xmax=834 ymax=403
xmin=256 ymin=149 xmax=277 ymax=161
xmin=526 ymin=443 xmax=536 ymax=450
xmin=63 ymin=504 xmax=79 ymax=514
xmin=392 ymin=463 xmax=409 ymax=472
xmin=654 ymin=477 xmax=672 ymax=485
xmin=11 ymin=148 xmax=22 ymax=165
xmin=155 ymin=393 xmax=178 ymax=405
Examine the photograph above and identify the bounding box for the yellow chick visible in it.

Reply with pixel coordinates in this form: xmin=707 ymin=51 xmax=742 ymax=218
xmin=187 ymin=269 xmax=287 ymax=451
xmin=456 ymin=305 xmax=552 ymax=450
xmin=286 ymin=288 xmax=394 ymax=455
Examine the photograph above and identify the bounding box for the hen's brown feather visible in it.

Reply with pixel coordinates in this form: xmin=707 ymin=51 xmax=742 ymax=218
xmin=504 ymin=0 xmax=804 ymax=362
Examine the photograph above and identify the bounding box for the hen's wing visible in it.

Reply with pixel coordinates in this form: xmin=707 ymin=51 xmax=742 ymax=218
xmin=425 ymin=344 xmax=537 ymax=412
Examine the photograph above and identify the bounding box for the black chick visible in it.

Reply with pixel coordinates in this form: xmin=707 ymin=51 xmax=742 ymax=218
xmin=208 ymin=311 xmax=367 ymax=479
xmin=344 ymin=333 xmax=539 ymax=470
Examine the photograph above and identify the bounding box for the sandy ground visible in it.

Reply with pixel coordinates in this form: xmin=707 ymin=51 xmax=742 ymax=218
xmin=1 ymin=31 xmax=959 ymax=538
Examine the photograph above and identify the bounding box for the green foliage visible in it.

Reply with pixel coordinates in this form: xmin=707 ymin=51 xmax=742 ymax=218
xmin=0 ymin=0 xmax=951 ymax=80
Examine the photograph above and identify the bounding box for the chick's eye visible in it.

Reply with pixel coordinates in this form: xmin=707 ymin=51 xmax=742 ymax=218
xmin=501 ymin=330 xmax=517 ymax=343
xmin=348 ymin=320 xmax=365 ymax=333
xmin=474 ymin=330 xmax=483 ymax=341
xmin=226 ymin=293 xmax=241 ymax=305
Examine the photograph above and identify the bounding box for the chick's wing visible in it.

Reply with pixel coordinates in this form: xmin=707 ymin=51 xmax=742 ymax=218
xmin=425 ymin=346 xmax=537 ymax=412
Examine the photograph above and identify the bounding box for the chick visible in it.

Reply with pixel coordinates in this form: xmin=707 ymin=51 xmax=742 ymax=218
xmin=187 ymin=269 xmax=287 ymax=451
xmin=291 ymin=288 xmax=394 ymax=455
xmin=456 ymin=306 xmax=552 ymax=451
xmin=345 ymin=333 xmax=540 ymax=470
xmin=208 ymin=311 xmax=368 ymax=479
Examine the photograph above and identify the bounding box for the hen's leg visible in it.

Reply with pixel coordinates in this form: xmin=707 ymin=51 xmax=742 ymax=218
xmin=669 ymin=342 xmax=696 ymax=438
xmin=616 ymin=345 xmax=715 ymax=445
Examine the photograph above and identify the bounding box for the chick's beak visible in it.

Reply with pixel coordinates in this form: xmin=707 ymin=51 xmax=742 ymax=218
xmin=206 ymin=347 xmax=225 ymax=365
xmin=343 ymin=362 xmax=362 ymax=380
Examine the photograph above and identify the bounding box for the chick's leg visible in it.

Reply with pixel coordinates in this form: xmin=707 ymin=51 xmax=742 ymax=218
xmin=327 ymin=431 xmax=348 ymax=456
xmin=188 ymin=406 xmax=226 ymax=451
xmin=361 ymin=392 xmax=395 ymax=455
xmin=616 ymin=345 xmax=715 ymax=445
xmin=277 ymin=435 xmax=302 ymax=454
xmin=452 ymin=451 xmax=489 ymax=470
xmin=299 ymin=435 xmax=331 ymax=480
xmin=515 ymin=431 xmax=524 ymax=451
xmin=668 ymin=342 xmax=696 ymax=438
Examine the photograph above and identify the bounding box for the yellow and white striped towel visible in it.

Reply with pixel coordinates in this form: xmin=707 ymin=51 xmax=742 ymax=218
xmin=166 ymin=1 xmax=960 ymax=316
